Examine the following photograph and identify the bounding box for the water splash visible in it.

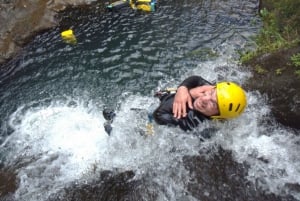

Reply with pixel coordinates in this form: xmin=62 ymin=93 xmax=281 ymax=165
xmin=2 ymin=100 xmax=109 ymax=200
xmin=1 ymin=0 xmax=299 ymax=200
xmin=214 ymin=90 xmax=300 ymax=199
xmin=0 ymin=94 xmax=204 ymax=200
xmin=2 ymin=73 xmax=300 ymax=201
xmin=176 ymin=53 xmax=300 ymax=200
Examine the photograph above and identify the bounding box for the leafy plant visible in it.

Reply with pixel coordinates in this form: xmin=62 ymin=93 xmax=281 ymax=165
xmin=240 ymin=0 xmax=300 ymax=63
xmin=291 ymin=53 xmax=300 ymax=77
xmin=255 ymin=65 xmax=267 ymax=74
xmin=291 ymin=53 xmax=300 ymax=67
xmin=275 ymin=68 xmax=283 ymax=75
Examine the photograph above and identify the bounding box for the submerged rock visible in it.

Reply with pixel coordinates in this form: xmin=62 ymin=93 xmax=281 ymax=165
xmin=0 ymin=168 xmax=18 ymax=198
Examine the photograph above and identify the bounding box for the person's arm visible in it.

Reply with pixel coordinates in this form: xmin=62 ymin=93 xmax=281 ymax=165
xmin=172 ymin=86 xmax=193 ymax=119
xmin=153 ymin=95 xmax=207 ymax=131
xmin=173 ymin=76 xmax=212 ymax=119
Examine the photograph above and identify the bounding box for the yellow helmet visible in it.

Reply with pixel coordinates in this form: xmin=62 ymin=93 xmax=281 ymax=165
xmin=211 ymin=82 xmax=247 ymax=119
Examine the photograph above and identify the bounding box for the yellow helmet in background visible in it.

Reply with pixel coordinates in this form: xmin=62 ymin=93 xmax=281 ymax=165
xmin=211 ymin=82 xmax=247 ymax=119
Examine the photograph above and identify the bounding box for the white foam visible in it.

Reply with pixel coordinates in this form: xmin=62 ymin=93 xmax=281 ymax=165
xmin=180 ymin=53 xmax=300 ymax=199
xmin=215 ymin=91 xmax=300 ymax=199
xmin=97 ymin=95 xmax=203 ymax=172
xmin=4 ymin=100 xmax=109 ymax=200
xmin=3 ymin=56 xmax=300 ymax=201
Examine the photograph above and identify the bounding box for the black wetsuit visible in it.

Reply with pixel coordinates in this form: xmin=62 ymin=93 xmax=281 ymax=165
xmin=153 ymin=76 xmax=213 ymax=131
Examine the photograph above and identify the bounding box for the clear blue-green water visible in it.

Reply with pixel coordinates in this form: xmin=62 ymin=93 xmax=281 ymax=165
xmin=1 ymin=0 xmax=300 ymax=201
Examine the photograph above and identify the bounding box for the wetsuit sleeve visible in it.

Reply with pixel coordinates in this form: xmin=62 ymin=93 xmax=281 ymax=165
xmin=153 ymin=94 xmax=180 ymax=127
xmin=153 ymin=94 xmax=208 ymax=131
xmin=179 ymin=75 xmax=212 ymax=89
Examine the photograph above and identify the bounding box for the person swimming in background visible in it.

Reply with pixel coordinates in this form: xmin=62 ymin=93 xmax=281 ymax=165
xmin=129 ymin=0 xmax=157 ymax=12
xmin=103 ymin=75 xmax=247 ymax=134
xmin=106 ymin=0 xmax=157 ymax=12
xmin=153 ymin=75 xmax=247 ymax=131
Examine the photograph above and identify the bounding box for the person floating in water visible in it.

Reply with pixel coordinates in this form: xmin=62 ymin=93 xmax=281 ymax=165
xmin=103 ymin=75 xmax=247 ymax=134
xmin=106 ymin=0 xmax=157 ymax=12
xmin=153 ymin=75 xmax=247 ymax=131
xmin=129 ymin=0 xmax=157 ymax=12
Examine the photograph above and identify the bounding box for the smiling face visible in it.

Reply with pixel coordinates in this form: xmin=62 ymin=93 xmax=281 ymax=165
xmin=190 ymin=86 xmax=219 ymax=116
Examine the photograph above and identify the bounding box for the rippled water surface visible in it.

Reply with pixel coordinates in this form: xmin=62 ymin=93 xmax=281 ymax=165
xmin=1 ymin=0 xmax=300 ymax=201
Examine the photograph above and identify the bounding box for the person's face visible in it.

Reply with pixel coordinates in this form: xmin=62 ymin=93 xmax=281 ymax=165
xmin=192 ymin=86 xmax=219 ymax=116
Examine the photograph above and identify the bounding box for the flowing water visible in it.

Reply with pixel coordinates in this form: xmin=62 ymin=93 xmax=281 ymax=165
xmin=0 ymin=0 xmax=300 ymax=200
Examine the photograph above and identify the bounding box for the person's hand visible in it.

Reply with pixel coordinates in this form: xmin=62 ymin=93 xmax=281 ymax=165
xmin=173 ymin=86 xmax=193 ymax=119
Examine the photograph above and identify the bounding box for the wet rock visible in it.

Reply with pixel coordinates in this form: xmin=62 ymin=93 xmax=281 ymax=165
xmin=183 ymin=147 xmax=298 ymax=201
xmin=0 ymin=168 xmax=18 ymax=197
xmin=0 ymin=0 xmax=97 ymax=64
xmin=244 ymin=46 xmax=300 ymax=130
xmin=47 ymin=170 xmax=158 ymax=201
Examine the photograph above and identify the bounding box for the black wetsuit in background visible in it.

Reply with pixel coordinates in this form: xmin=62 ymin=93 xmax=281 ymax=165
xmin=153 ymin=76 xmax=213 ymax=131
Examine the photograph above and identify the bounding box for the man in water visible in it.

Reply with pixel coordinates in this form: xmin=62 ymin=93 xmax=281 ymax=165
xmin=103 ymin=75 xmax=247 ymax=134
xmin=153 ymin=75 xmax=247 ymax=131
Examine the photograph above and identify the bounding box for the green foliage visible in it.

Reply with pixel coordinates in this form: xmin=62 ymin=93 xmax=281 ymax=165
xmin=275 ymin=68 xmax=283 ymax=75
xmin=274 ymin=0 xmax=300 ymax=33
xmin=291 ymin=53 xmax=300 ymax=77
xmin=255 ymin=7 xmax=291 ymax=54
xmin=262 ymin=0 xmax=300 ymax=39
xmin=240 ymin=0 xmax=300 ymax=78
xmin=291 ymin=53 xmax=300 ymax=67
xmin=255 ymin=65 xmax=267 ymax=74
xmin=240 ymin=51 xmax=257 ymax=63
